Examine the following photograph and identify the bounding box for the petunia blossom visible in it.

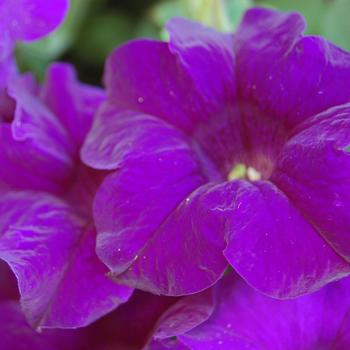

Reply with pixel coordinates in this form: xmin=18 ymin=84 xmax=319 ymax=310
xmin=82 ymin=7 xmax=350 ymax=298
xmin=0 ymin=63 xmax=132 ymax=329
xmin=144 ymin=273 xmax=350 ymax=350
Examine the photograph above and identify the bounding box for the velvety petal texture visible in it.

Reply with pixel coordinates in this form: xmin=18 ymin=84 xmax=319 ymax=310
xmin=0 ymin=74 xmax=75 ymax=193
xmin=84 ymin=107 xmax=229 ymax=294
xmin=0 ymin=52 xmax=134 ymax=330
xmin=42 ymin=63 xmax=105 ymax=148
xmin=3 ymin=4 xmax=350 ymax=348
xmin=272 ymin=104 xmax=350 ymax=261
xmin=234 ymin=7 xmax=350 ymax=127
xmin=0 ymin=192 xmax=132 ymax=329
xmin=223 ymin=180 xmax=350 ymax=298
xmin=151 ymin=289 xmax=214 ymax=340
xmin=83 ymin=7 xmax=350 ymax=299
xmin=161 ymin=274 xmax=350 ymax=350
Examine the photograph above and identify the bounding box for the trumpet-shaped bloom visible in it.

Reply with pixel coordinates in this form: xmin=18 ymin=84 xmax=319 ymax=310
xmin=82 ymin=8 xmax=350 ymax=298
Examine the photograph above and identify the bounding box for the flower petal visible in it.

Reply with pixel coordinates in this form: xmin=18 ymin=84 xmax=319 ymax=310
xmin=235 ymin=8 xmax=350 ymax=128
xmin=104 ymin=18 xmax=235 ymax=136
xmin=272 ymin=103 xmax=350 ymax=262
xmin=102 ymin=19 xmax=241 ymax=175
xmin=0 ymin=74 xmax=75 ymax=192
xmin=180 ymin=274 xmax=350 ymax=349
xmin=165 ymin=17 xmax=235 ymax=118
xmin=223 ymin=180 xmax=350 ymax=298
xmin=104 ymin=39 xmax=200 ymax=132
xmin=153 ymin=289 xmax=214 ymax=340
xmin=82 ymin=106 xmax=203 ymax=172
xmin=41 ymin=63 xmax=105 ymax=148
xmin=110 ymin=182 xmax=230 ymax=295
xmin=0 ymin=191 xmax=132 ymax=329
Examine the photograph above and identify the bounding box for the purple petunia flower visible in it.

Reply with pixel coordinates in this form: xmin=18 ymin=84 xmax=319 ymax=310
xmin=0 ymin=64 xmax=132 ymax=329
xmin=82 ymin=7 xmax=350 ymax=299
xmin=144 ymin=273 xmax=350 ymax=350
xmin=0 ymin=0 xmax=133 ymax=330
xmin=0 ymin=0 xmax=135 ymax=332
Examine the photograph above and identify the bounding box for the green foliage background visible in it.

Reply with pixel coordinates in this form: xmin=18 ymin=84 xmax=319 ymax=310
xmin=16 ymin=0 xmax=350 ymax=84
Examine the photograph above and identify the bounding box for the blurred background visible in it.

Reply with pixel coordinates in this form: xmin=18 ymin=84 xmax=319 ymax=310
xmin=15 ymin=0 xmax=350 ymax=85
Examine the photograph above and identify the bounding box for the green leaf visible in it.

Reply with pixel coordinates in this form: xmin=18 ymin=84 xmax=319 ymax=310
xmin=258 ymin=0 xmax=326 ymax=35
xmin=72 ymin=10 xmax=134 ymax=66
xmin=322 ymin=0 xmax=350 ymax=51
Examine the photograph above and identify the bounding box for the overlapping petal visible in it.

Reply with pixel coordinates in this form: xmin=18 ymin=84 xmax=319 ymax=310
xmin=159 ymin=274 xmax=350 ymax=350
xmin=85 ymin=109 xmax=229 ymax=294
xmin=148 ymin=289 xmax=214 ymax=343
xmin=223 ymin=180 xmax=350 ymax=298
xmin=83 ymin=9 xmax=350 ymax=299
xmin=104 ymin=20 xmax=236 ymax=142
xmin=0 ymin=191 xmax=132 ymax=329
xmin=272 ymin=103 xmax=350 ymax=261
xmin=0 ymin=74 xmax=75 ymax=192
xmin=42 ymin=63 xmax=105 ymax=148
xmin=234 ymin=7 xmax=350 ymax=128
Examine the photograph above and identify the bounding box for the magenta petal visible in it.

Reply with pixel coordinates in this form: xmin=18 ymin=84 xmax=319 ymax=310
xmin=223 ymin=180 xmax=350 ymax=298
xmin=143 ymin=288 xmax=214 ymax=349
xmin=153 ymin=289 xmax=214 ymax=340
xmin=89 ymin=110 xmax=225 ymax=295
xmin=235 ymin=8 xmax=350 ymax=127
xmin=272 ymin=104 xmax=350 ymax=262
xmin=101 ymin=19 xmax=240 ymax=175
xmin=0 ymin=191 xmax=132 ymax=329
xmin=166 ymin=17 xmax=235 ymax=118
xmin=104 ymin=22 xmax=235 ymax=136
xmin=165 ymin=18 xmax=243 ymax=175
xmin=82 ymin=106 xmax=200 ymax=172
xmin=0 ymin=74 xmax=75 ymax=192
xmin=104 ymin=39 xmax=205 ymax=132
xmin=42 ymin=63 xmax=105 ymax=148
xmin=0 ymin=0 xmax=68 ymax=58
xmin=0 ymin=124 xmax=73 ymax=192
xmin=95 ymin=172 xmax=232 ymax=295
xmin=180 ymin=274 xmax=350 ymax=350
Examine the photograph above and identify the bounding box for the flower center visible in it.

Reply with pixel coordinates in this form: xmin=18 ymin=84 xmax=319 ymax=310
xmin=228 ymin=163 xmax=262 ymax=181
